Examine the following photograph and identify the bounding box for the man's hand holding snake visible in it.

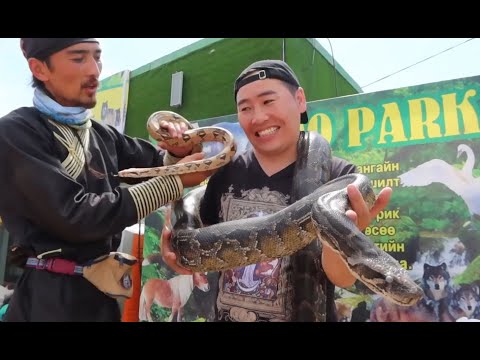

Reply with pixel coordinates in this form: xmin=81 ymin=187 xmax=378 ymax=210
xmin=157 ymin=118 xmax=193 ymax=158
xmin=322 ymin=185 xmax=393 ymax=288
xmin=161 ymin=211 xmax=193 ymax=275
xmin=346 ymin=185 xmax=393 ymax=231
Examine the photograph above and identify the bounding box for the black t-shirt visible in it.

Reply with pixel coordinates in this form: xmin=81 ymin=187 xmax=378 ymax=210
xmin=199 ymin=146 xmax=357 ymax=322
xmin=201 ymin=150 xmax=356 ymax=226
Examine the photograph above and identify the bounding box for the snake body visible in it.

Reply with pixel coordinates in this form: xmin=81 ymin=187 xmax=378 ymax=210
xmin=118 ymin=111 xmax=237 ymax=178
xmin=119 ymin=111 xmax=424 ymax=307
xmin=172 ymin=174 xmax=423 ymax=306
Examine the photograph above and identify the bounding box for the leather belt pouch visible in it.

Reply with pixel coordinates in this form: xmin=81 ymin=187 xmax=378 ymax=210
xmin=82 ymin=252 xmax=138 ymax=299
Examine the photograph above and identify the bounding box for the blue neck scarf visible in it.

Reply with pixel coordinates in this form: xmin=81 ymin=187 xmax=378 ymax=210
xmin=33 ymin=88 xmax=92 ymax=129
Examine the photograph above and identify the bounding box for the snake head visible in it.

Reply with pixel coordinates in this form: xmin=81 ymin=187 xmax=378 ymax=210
xmin=352 ymin=259 xmax=425 ymax=307
xmin=383 ymin=276 xmax=424 ymax=307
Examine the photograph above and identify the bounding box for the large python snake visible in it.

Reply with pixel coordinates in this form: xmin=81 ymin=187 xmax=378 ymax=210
xmin=119 ymin=111 xmax=424 ymax=307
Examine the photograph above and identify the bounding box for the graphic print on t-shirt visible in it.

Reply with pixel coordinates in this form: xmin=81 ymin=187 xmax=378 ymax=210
xmin=217 ymin=185 xmax=293 ymax=322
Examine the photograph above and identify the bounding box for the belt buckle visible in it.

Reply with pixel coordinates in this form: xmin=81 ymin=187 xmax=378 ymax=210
xmin=36 ymin=259 xmax=48 ymax=270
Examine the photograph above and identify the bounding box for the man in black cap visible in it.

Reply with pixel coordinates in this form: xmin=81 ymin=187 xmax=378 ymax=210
xmin=162 ymin=59 xmax=392 ymax=322
xmin=0 ymin=38 xmax=211 ymax=321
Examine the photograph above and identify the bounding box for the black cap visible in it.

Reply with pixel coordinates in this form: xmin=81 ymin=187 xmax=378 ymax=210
xmin=234 ymin=59 xmax=309 ymax=124
xmin=21 ymin=38 xmax=99 ymax=60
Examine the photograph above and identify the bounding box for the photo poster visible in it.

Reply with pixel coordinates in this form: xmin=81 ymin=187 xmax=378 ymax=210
xmin=92 ymin=70 xmax=130 ymax=134
xmin=309 ymin=75 xmax=480 ymax=322
xmin=141 ymin=75 xmax=480 ymax=322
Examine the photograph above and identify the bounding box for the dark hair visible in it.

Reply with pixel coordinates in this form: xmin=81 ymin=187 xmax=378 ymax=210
xmin=282 ymin=81 xmax=300 ymax=97
xmin=31 ymin=57 xmax=52 ymax=89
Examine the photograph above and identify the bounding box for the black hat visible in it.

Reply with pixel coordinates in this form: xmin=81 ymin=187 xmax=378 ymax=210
xmin=21 ymin=38 xmax=99 ymax=60
xmin=234 ymin=59 xmax=309 ymax=124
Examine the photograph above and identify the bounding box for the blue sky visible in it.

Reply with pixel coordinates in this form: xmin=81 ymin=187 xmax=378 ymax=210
xmin=0 ymin=38 xmax=478 ymax=117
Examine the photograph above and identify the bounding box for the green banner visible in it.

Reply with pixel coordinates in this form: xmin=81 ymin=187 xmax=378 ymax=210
xmin=307 ymin=75 xmax=480 ymax=322
xmin=141 ymin=75 xmax=480 ymax=322
xmin=92 ymin=70 xmax=131 ymax=134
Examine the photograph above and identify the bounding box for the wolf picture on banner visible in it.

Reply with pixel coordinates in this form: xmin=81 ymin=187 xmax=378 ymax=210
xmin=367 ymin=140 xmax=480 ymax=322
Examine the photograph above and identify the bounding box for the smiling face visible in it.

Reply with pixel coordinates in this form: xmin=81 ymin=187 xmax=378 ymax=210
xmin=236 ymin=77 xmax=306 ymax=160
xmin=28 ymin=42 xmax=102 ymax=108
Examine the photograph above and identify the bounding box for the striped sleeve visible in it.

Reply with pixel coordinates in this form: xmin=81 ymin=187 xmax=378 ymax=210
xmin=127 ymin=175 xmax=183 ymax=221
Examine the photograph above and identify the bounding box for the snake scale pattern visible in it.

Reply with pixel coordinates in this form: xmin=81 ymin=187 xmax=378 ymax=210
xmin=119 ymin=111 xmax=424 ymax=307
xmin=117 ymin=111 xmax=237 ymax=178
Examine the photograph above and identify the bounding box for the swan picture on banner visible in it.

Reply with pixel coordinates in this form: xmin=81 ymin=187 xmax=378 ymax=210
xmin=398 ymin=144 xmax=480 ymax=219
